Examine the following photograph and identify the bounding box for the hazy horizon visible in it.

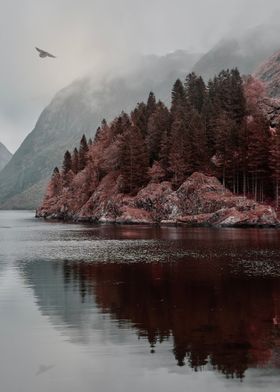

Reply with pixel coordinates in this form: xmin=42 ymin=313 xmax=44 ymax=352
xmin=1 ymin=0 xmax=280 ymax=153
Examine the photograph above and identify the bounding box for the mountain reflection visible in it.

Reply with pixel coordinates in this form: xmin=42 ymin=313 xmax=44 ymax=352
xmin=20 ymin=251 xmax=280 ymax=379
xmin=22 ymin=256 xmax=280 ymax=380
xmin=63 ymin=261 xmax=280 ymax=378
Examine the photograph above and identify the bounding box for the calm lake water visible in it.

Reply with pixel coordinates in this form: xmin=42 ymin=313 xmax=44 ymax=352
xmin=1 ymin=211 xmax=280 ymax=391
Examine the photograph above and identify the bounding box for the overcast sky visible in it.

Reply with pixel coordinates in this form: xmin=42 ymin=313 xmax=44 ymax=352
xmin=1 ymin=0 xmax=280 ymax=153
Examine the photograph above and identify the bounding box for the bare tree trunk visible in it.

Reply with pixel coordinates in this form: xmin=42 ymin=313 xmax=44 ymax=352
xmin=276 ymin=179 xmax=279 ymax=209
xmin=254 ymin=173 xmax=258 ymax=201
xmin=243 ymin=171 xmax=246 ymax=197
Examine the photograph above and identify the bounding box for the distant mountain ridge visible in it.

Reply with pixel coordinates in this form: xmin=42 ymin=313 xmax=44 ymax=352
xmin=0 ymin=143 xmax=12 ymax=172
xmin=193 ymin=22 xmax=280 ymax=80
xmin=0 ymin=51 xmax=201 ymax=209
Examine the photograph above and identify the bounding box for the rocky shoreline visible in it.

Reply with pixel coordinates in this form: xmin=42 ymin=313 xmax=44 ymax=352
xmin=36 ymin=172 xmax=280 ymax=228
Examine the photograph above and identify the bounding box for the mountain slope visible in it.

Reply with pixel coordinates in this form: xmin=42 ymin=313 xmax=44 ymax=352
xmin=254 ymin=50 xmax=280 ymax=98
xmin=0 ymin=51 xmax=201 ymax=209
xmin=193 ymin=22 xmax=280 ymax=80
xmin=0 ymin=143 xmax=12 ymax=172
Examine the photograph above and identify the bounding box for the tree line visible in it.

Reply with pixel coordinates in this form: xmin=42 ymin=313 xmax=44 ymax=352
xmin=46 ymin=68 xmax=280 ymax=208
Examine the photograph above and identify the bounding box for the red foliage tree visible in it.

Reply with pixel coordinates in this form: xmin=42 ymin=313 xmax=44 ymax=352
xmin=119 ymin=125 xmax=149 ymax=194
xmin=169 ymin=118 xmax=192 ymax=188
xmin=78 ymin=134 xmax=89 ymax=171
xmin=146 ymin=101 xmax=171 ymax=164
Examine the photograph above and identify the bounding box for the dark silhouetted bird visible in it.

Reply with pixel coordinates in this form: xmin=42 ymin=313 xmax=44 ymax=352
xmin=35 ymin=47 xmax=56 ymax=58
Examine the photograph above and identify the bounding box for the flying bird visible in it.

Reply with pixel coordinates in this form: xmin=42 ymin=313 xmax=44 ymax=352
xmin=35 ymin=47 xmax=56 ymax=58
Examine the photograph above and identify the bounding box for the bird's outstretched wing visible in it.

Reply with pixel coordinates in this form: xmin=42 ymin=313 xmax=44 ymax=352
xmin=46 ymin=51 xmax=56 ymax=58
xmin=35 ymin=47 xmax=56 ymax=58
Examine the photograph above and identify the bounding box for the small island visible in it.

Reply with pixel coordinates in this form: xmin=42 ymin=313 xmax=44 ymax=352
xmin=37 ymin=70 xmax=280 ymax=227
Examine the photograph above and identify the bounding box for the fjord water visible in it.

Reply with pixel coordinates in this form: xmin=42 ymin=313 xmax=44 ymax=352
xmin=1 ymin=211 xmax=280 ymax=391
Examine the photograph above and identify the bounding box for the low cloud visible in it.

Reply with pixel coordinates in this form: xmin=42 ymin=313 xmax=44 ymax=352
xmin=1 ymin=0 xmax=280 ymax=152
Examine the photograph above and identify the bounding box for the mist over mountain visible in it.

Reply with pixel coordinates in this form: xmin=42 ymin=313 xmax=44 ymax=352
xmin=193 ymin=22 xmax=280 ymax=80
xmin=0 ymin=51 xmax=201 ymax=209
xmin=3 ymin=15 xmax=280 ymax=210
xmin=254 ymin=50 xmax=280 ymax=98
xmin=0 ymin=143 xmax=12 ymax=172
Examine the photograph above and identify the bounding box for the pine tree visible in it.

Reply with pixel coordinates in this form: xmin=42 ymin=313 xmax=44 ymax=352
xmin=146 ymin=101 xmax=171 ymax=164
xmin=78 ymin=134 xmax=89 ymax=171
xmin=159 ymin=129 xmax=170 ymax=173
xmin=214 ymin=112 xmax=235 ymax=186
xmin=45 ymin=167 xmax=61 ymax=200
xmin=185 ymin=72 xmax=206 ymax=113
xmin=119 ymin=126 xmax=149 ymax=194
xmin=94 ymin=127 xmax=102 ymax=143
xmin=171 ymin=79 xmax=187 ymax=116
xmin=131 ymin=93 xmax=156 ymax=138
xmin=112 ymin=112 xmax=131 ymax=137
xmin=201 ymin=96 xmax=217 ymax=157
xmin=131 ymin=102 xmax=148 ymax=137
xmin=213 ymin=68 xmax=246 ymax=125
xmin=146 ymin=92 xmax=156 ymax=118
xmin=168 ymin=119 xmax=192 ymax=188
xmin=63 ymin=150 xmax=72 ymax=175
xmin=188 ymin=109 xmax=208 ymax=172
xmin=229 ymin=68 xmax=247 ymax=125
xmin=72 ymin=148 xmax=79 ymax=174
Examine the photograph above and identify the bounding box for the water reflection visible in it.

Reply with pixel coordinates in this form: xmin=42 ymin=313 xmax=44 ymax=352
xmin=22 ymin=258 xmax=280 ymax=380
xmin=2 ymin=211 xmax=279 ymax=389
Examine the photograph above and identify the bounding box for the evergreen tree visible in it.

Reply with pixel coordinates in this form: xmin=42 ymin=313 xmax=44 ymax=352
xmin=185 ymin=72 xmax=206 ymax=113
xmin=45 ymin=167 xmax=61 ymax=200
xmin=78 ymin=134 xmax=89 ymax=171
xmin=213 ymin=68 xmax=246 ymax=125
xmin=146 ymin=92 xmax=157 ymax=118
xmin=159 ymin=129 xmax=170 ymax=173
xmin=171 ymin=79 xmax=187 ymax=116
xmin=63 ymin=150 xmax=72 ymax=175
xmin=119 ymin=126 xmax=149 ymax=194
xmin=94 ymin=127 xmax=102 ymax=143
xmin=112 ymin=112 xmax=131 ymax=138
xmin=214 ymin=112 xmax=235 ymax=186
xmin=146 ymin=101 xmax=171 ymax=164
xmin=201 ymin=96 xmax=217 ymax=157
xmin=188 ymin=110 xmax=208 ymax=172
xmin=168 ymin=119 xmax=192 ymax=188
xmin=131 ymin=102 xmax=148 ymax=137
xmin=229 ymin=68 xmax=247 ymax=125
xmin=131 ymin=93 xmax=156 ymax=138
xmin=72 ymin=148 xmax=79 ymax=174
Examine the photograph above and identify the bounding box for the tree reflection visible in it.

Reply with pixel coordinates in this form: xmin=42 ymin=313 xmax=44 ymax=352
xmin=62 ymin=260 xmax=280 ymax=379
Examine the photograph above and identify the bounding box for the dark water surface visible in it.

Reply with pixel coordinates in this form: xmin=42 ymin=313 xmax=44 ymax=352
xmin=1 ymin=211 xmax=280 ymax=391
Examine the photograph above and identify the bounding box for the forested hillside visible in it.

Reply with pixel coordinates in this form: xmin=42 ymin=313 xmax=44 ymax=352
xmin=37 ymin=68 xmax=280 ymax=226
